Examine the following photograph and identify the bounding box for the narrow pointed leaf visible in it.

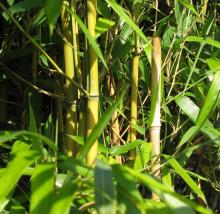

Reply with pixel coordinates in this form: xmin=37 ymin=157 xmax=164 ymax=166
xmin=106 ymin=0 xmax=148 ymax=43
xmin=30 ymin=163 xmax=55 ymax=214
xmin=0 ymin=151 xmax=40 ymax=201
xmin=95 ymin=159 xmax=116 ymax=214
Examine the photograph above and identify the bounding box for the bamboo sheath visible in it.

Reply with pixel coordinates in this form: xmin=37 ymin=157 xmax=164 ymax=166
xmin=86 ymin=0 xmax=99 ymax=166
xmin=62 ymin=0 xmax=77 ymax=157
xmin=130 ymin=4 xmax=140 ymax=160
xmin=150 ymin=37 xmax=161 ymax=200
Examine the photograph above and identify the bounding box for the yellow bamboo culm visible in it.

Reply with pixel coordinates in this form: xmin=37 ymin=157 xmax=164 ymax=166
xmin=150 ymin=37 xmax=161 ymax=200
xmin=61 ymin=0 xmax=77 ymax=157
xmin=86 ymin=0 xmax=99 ymax=166
xmin=71 ymin=1 xmax=86 ymax=138
xmin=130 ymin=3 xmax=140 ymax=160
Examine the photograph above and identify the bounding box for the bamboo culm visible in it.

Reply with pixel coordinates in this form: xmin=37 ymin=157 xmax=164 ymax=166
xmin=62 ymin=0 xmax=78 ymax=157
xmin=130 ymin=3 xmax=140 ymax=160
xmin=86 ymin=0 xmax=99 ymax=166
xmin=150 ymin=37 xmax=162 ymax=200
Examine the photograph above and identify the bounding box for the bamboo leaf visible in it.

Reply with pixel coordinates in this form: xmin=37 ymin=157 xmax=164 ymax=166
xmin=124 ymin=166 xmax=212 ymax=214
xmin=196 ymin=70 xmax=220 ymax=128
xmin=58 ymin=158 xmax=93 ymax=177
xmin=109 ymin=140 xmax=144 ymax=156
xmin=66 ymin=8 xmax=107 ymax=68
xmin=186 ymin=36 xmax=220 ymax=49
xmin=175 ymin=95 xmax=220 ymax=148
xmin=206 ymin=58 xmax=220 ymax=70
xmin=44 ymin=0 xmax=62 ymax=35
xmin=95 ymin=159 xmax=116 ymax=214
xmin=164 ymin=155 xmax=206 ymax=203
xmin=178 ymin=126 xmax=199 ymax=148
xmin=95 ymin=17 xmax=115 ymax=38
xmin=0 ymin=130 xmax=57 ymax=151
xmin=7 ymin=0 xmax=44 ymax=13
xmin=106 ymin=0 xmax=148 ymax=43
xmin=0 ymin=151 xmax=40 ymax=201
xmin=178 ymin=0 xmax=199 ymax=16
xmin=133 ymin=143 xmax=152 ymax=170
xmin=30 ymin=163 xmax=55 ymax=214
xmin=178 ymin=71 xmax=220 ymax=147
xmin=49 ymin=178 xmax=77 ymax=214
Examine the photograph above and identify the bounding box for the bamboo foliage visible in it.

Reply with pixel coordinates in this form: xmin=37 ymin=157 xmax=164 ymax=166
xmin=150 ymin=37 xmax=162 ymax=200
xmin=130 ymin=3 xmax=140 ymax=160
xmin=86 ymin=0 xmax=99 ymax=166
xmin=61 ymin=0 xmax=77 ymax=157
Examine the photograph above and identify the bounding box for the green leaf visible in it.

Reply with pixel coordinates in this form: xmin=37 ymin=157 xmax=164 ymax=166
xmin=186 ymin=36 xmax=220 ymax=49
xmin=0 ymin=151 xmax=40 ymax=201
xmin=30 ymin=163 xmax=55 ymax=214
xmin=95 ymin=17 xmax=115 ymax=38
xmin=109 ymin=140 xmax=144 ymax=156
xmin=112 ymin=164 xmax=143 ymax=213
xmin=0 ymin=130 xmax=57 ymax=151
xmin=164 ymin=155 xmax=206 ymax=203
xmin=206 ymin=58 xmax=220 ymax=70
xmin=44 ymin=0 xmax=62 ymax=35
xmin=142 ymin=200 xmax=172 ymax=214
xmin=178 ymin=126 xmax=199 ymax=148
xmin=10 ymin=139 xmax=31 ymax=155
xmin=125 ymin=166 xmax=212 ymax=214
xmin=58 ymin=158 xmax=93 ymax=177
xmin=66 ymin=8 xmax=107 ymax=68
xmin=133 ymin=143 xmax=152 ymax=170
xmin=178 ymin=0 xmax=199 ymax=16
xmin=79 ymin=90 xmax=126 ymax=160
xmin=196 ymin=70 xmax=220 ymax=128
xmin=175 ymin=95 xmax=220 ymax=148
xmin=95 ymin=159 xmax=116 ymax=214
xmin=130 ymin=123 xmax=145 ymax=135
xmin=49 ymin=177 xmax=77 ymax=214
xmin=7 ymin=0 xmax=45 ymax=13
xmin=106 ymin=0 xmax=148 ymax=43
xmin=178 ymin=71 xmax=220 ymax=147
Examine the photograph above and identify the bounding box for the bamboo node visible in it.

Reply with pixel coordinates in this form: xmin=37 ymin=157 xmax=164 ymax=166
xmin=88 ymin=94 xmax=99 ymax=100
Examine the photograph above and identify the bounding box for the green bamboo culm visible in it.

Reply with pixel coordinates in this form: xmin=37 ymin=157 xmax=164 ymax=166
xmin=61 ymin=0 xmax=78 ymax=157
xmin=86 ymin=0 xmax=99 ymax=166
xmin=130 ymin=3 xmax=140 ymax=160
xmin=150 ymin=37 xmax=161 ymax=200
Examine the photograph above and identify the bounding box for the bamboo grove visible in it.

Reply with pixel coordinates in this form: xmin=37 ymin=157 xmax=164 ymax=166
xmin=0 ymin=0 xmax=220 ymax=213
